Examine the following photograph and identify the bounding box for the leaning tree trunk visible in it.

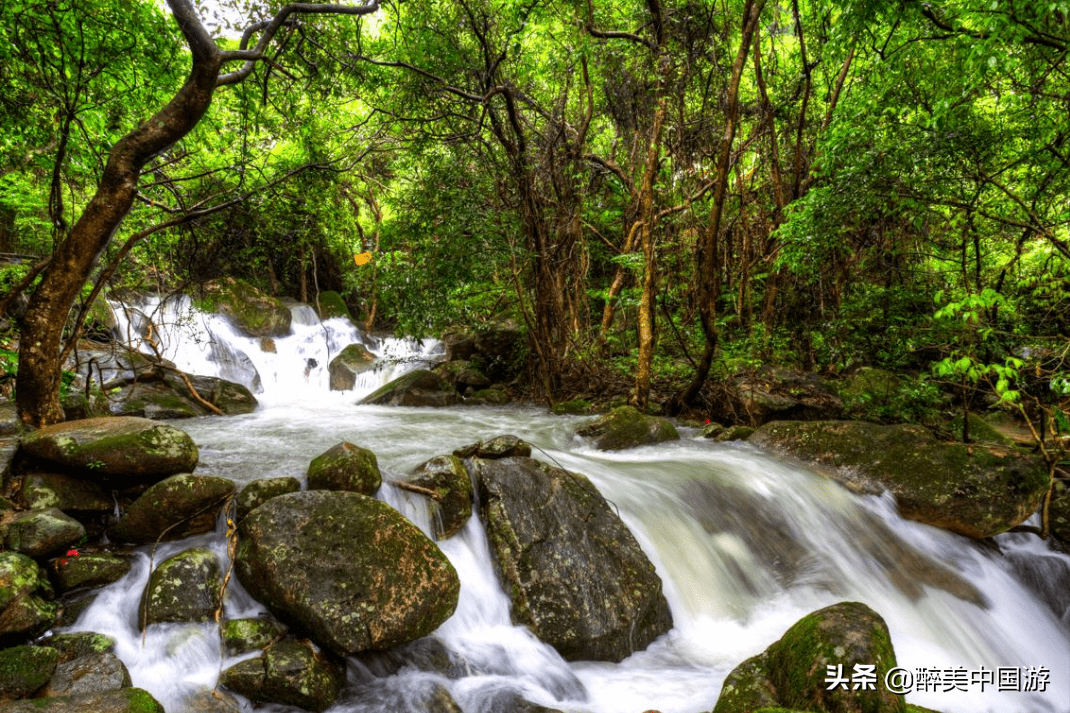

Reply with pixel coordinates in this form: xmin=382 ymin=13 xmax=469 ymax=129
xmin=16 ymin=24 xmax=222 ymax=427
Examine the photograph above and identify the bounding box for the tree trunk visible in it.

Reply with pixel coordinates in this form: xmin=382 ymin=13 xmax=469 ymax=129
xmin=16 ymin=1 xmax=223 ymax=426
xmin=675 ymin=0 xmax=766 ymax=410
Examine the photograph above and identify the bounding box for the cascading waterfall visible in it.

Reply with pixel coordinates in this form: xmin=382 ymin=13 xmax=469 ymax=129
xmin=69 ymin=297 xmax=1069 ymax=713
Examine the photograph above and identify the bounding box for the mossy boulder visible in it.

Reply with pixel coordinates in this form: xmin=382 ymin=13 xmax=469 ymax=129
xmin=0 ymin=644 xmax=59 ymax=700
xmin=3 ymin=508 xmax=85 ymax=557
xmin=723 ymin=368 xmax=844 ymax=426
xmin=327 ymin=344 xmax=377 ymax=391
xmin=39 ymin=651 xmax=131 ymax=697
xmin=138 ymin=547 xmax=222 ymax=628
xmin=0 ymin=551 xmax=59 ymax=642
xmin=473 ymin=456 xmax=673 ymax=661
xmin=202 ymin=277 xmax=291 ymax=338
xmin=49 ymin=552 xmax=131 ymax=594
xmin=220 ymin=638 xmax=345 ymax=713
xmin=714 ymin=425 xmax=756 ymax=442
xmin=551 ymin=399 xmax=594 ymax=415
xmin=222 ymin=617 xmax=287 ymax=656
xmin=750 ymin=420 xmax=1050 ymax=539
xmin=235 ymin=490 xmax=460 ymax=657
xmin=360 ymin=369 xmax=460 ymax=407
xmin=109 ymin=474 xmax=235 ymax=544
xmin=575 ymin=405 xmax=679 ymax=451
xmin=20 ymin=416 xmax=199 ymax=486
xmin=38 ymin=632 xmax=116 ymax=663
xmin=306 ymin=442 xmax=381 ymax=495
xmin=398 ymin=455 xmax=473 ymax=539
xmin=465 ymin=387 xmax=510 ymax=405
xmin=944 ymin=412 xmax=1014 ymax=447
xmin=18 ymin=472 xmax=112 ymax=515
xmin=236 ymin=477 xmax=301 ymax=520
xmin=316 ymin=290 xmax=353 ymax=322
xmin=108 ymin=373 xmax=258 ymax=419
xmin=0 ymin=687 xmax=164 ymax=712
xmin=713 ymin=602 xmax=904 ymax=713
xmin=433 ymin=360 xmax=491 ymax=394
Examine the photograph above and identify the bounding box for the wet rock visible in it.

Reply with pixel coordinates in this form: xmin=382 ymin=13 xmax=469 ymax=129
xmin=550 ymin=399 xmax=594 ymax=415
xmin=202 ymin=277 xmax=291 ymax=338
xmin=465 ymin=387 xmax=510 ymax=405
xmin=307 ymin=442 xmax=381 ymax=495
xmin=18 ymin=472 xmax=112 ymax=516
xmin=354 ymin=636 xmax=466 ymax=680
xmin=712 ymin=601 xmax=902 ymax=713
xmin=0 ymin=644 xmax=58 ymax=700
xmin=328 ymin=344 xmax=377 ymax=391
xmin=139 ymin=547 xmax=222 ymax=627
xmin=750 ymin=420 xmax=1050 ymax=539
xmin=236 ymin=477 xmax=301 ymax=520
xmin=397 ymin=455 xmax=473 ymax=539
xmin=39 ymin=652 xmax=131 ymax=697
xmin=38 ymin=632 xmax=116 ymax=663
xmin=3 ymin=508 xmax=85 ymax=557
xmin=55 ymin=593 xmax=96 ymax=628
xmin=453 ymin=434 xmax=531 ymax=460
xmin=714 ymin=425 xmax=755 ymax=442
xmin=316 ymin=290 xmax=353 ymax=322
xmin=110 ymin=474 xmax=235 ymax=544
xmin=575 ymin=405 xmax=679 ymax=451
xmin=19 ymin=416 xmax=199 ymax=486
xmin=235 ymin=490 xmax=460 ymax=657
xmin=0 ymin=551 xmax=59 ymax=642
xmin=433 ymin=360 xmax=491 ymax=394
xmin=220 ymin=638 xmax=345 ymax=713
xmin=48 ymin=552 xmax=131 ymax=594
xmin=0 ymin=687 xmax=165 ymax=712
xmin=474 ymin=456 xmax=673 ymax=661
xmin=107 ymin=372 xmax=258 ymax=419
xmin=182 ymin=688 xmax=244 ymax=713
xmin=221 ymin=617 xmax=286 ymax=656
xmin=360 ymin=369 xmax=460 ymax=407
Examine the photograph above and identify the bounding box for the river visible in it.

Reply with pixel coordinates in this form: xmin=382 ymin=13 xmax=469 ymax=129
xmin=73 ymin=298 xmax=1070 ymax=713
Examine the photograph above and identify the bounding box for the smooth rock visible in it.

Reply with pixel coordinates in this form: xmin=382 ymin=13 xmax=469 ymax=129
xmin=306 ymin=441 xmax=381 ymax=495
xmin=328 ymin=344 xmax=376 ymax=391
xmin=4 ymin=508 xmax=85 ymax=557
xmin=40 ymin=652 xmax=131 ymax=697
xmin=575 ymin=405 xmax=679 ymax=451
xmin=359 ymin=369 xmax=460 ymax=407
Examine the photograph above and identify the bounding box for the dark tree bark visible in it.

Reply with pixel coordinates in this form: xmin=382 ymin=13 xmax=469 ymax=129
xmin=16 ymin=0 xmax=379 ymax=427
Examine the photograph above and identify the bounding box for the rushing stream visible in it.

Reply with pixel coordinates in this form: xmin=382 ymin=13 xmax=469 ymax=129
xmin=74 ymin=299 xmax=1070 ymax=713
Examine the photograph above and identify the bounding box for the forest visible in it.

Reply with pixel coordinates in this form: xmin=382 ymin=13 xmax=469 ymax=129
xmin=0 ymin=0 xmax=1067 ymax=434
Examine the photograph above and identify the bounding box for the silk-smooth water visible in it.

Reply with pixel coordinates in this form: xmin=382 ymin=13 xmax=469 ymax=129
xmin=73 ymin=299 xmax=1069 ymax=713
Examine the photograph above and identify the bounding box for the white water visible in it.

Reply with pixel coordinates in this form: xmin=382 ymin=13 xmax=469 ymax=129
xmin=70 ymin=298 xmax=1069 ymax=713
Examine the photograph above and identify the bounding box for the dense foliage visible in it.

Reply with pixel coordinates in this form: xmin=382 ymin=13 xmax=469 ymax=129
xmin=0 ymin=0 xmax=1067 ymax=427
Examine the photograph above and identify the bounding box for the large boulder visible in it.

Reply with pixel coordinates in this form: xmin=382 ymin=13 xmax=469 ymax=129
xmin=220 ymin=638 xmax=345 ymax=713
xmin=0 ymin=687 xmax=164 ymax=713
xmin=315 ymin=290 xmax=353 ymax=322
xmin=201 ymin=277 xmax=291 ymax=338
xmin=107 ymin=372 xmax=258 ymax=419
xmin=575 ymin=405 xmax=679 ymax=451
xmin=109 ymin=474 xmax=235 ymax=544
xmin=0 ymin=551 xmax=59 ymax=642
xmin=328 ymin=344 xmax=376 ymax=391
xmin=719 ymin=368 xmax=844 ymax=426
xmin=397 ymin=455 xmax=473 ymax=539
xmin=19 ymin=417 xmax=198 ymax=486
xmin=360 ymin=370 xmax=460 ymax=407
xmin=306 ymin=442 xmax=381 ymax=495
xmin=139 ymin=547 xmax=223 ymax=627
xmin=750 ymin=420 xmax=1050 ymax=539
xmin=712 ymin=602 xmax=903 ymax=713
xmin=18 ymin=472 xmax=112 ymax=516
xmin=473 ymin=455 xmax=672 ymax=661
xmin=235 ymin=490 xmax=460 ymax=656
xmin=221 ymin=618 xmax=287 ymax=656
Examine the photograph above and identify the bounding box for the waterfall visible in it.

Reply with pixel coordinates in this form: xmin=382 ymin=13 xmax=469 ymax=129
xmin=68 ymin=299 xmax=1069 ymax=713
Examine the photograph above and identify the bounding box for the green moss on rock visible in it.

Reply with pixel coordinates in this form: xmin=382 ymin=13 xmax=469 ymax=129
xmin=750 ymin=420 xmax=1050 ymax=539
xmin=110 ymin=474 xmax=235 ymax=544
xmin=575 ymin=405 xmax=680 ymax=451
xmin=236 ymin=477 xmax=301 ymax=520
xmin=202 ymin=278 xmax=291 ymax=338
xmin=307 ymin=442 xmax=381 ymax=495
xmin=0 ymin=644 xmax=59 ymax=699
